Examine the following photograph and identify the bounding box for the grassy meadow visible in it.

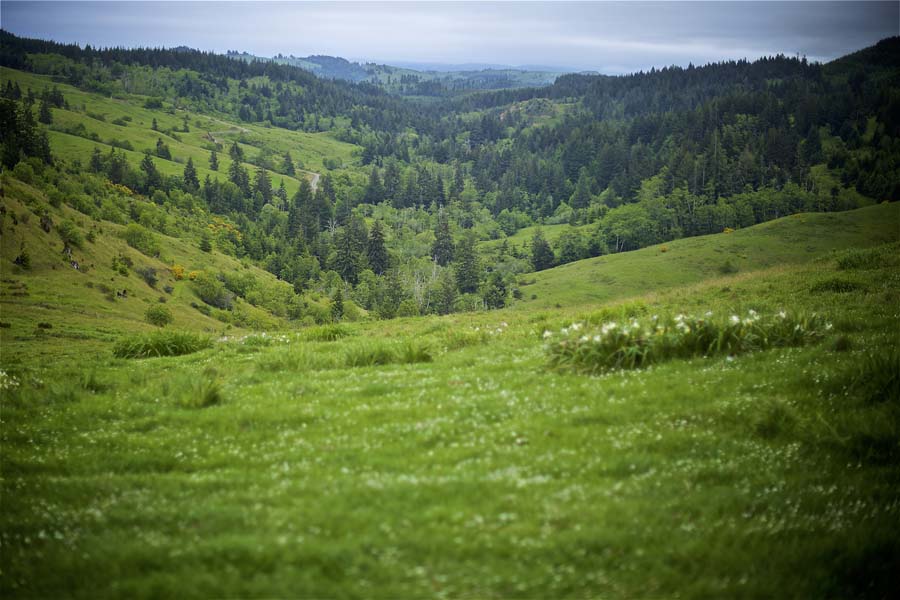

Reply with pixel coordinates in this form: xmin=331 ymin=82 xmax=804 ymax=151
xmin=2 ymin=201 xmax=899 ymax=597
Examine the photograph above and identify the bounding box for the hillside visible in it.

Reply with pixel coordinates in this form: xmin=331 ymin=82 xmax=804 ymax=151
xmin=3 ymin=230 xmax=898 ymax=598
xmin=513 ymin=202 xmax=900 ymax=310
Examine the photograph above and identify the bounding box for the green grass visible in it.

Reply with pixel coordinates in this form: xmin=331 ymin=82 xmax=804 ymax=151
xmin=2 ymin=225 xmax=899 ymax=597
xmin=112 ymin=330 xmax=212 ymax=358
xmin=512 ymin=203 xmax=900 ymax=310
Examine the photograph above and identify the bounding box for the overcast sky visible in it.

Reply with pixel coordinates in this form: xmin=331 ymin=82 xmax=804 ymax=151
xmin=2 ymin=1 xmax=897 ymax=73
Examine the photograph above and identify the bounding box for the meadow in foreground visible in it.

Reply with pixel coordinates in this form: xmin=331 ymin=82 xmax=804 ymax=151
xmin=2 ymin=241 xmax=898 ymax=598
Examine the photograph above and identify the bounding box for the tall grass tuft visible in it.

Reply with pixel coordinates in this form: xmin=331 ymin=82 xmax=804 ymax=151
xmin=113 ymin=331 xmax=212 ymax=359
xmin=546 ymin=310 xmax=830 ymax=374
xmin=301 ymin=324 xmax=352 ymax=342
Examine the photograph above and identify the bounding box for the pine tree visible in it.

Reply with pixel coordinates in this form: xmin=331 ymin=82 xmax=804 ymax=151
xmin=228 ymin=159 xmax=250 ymax=197
xmin=199 ymin=232 xmax=213 ymax=252
xmin=282 ymin=151 xmax=295 ymax=176
xmin=90 ymin=147 xmax=103 ymax=173
xmin=367 ymin=220 xmax=389 ymax=275
xmin=38 ymin=98 xmax=52 ymax=124
xmin=331 ymin=288 xmax=344 ymax=322
xmin=155 ymin=138 xmax=171 ymax=160
xmin=483 ymin=271 xmax=507 ymax=309
xmin=183 ymin=157 xmax=199 ymax=192
xmin=228 ymin=141 xmax=243 ymax=162
xmin=151 ymin=117 xmax=158 ymax=131
xmin=454 ymin=234 xmax=480 ymax=294
xmin=530 ymin=229 xmax=556 ymax=271
xmin=570 ymin=167 xmax=592 ymax=209
xmin=209 ymin=148 xmax=219 ymax=171
xmin=436 ymin=269 xmax=457 ymax=315
xmin=140 ymin=152 xmax=162 ymax=194
xmin=363 ymin=166 xmax=385 ymax=204
xmin=431 ymin=209 xmax=454 ymax=266
xmin=254 ymin=166 xmax=273 ymax=205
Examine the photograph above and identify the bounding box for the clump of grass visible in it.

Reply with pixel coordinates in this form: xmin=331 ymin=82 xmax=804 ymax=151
xmin=301 ymin=324 xmax=352 ymax=342
xmin=810 ymin=277 xmax=867 ymax=294
xmin=546 ymin=310 xmax=830 ymax=374
xmin=343 ymin=341 xmax=398 ymax=367
xmin=835 ymin=243 xmax=897 ymax=271
xmin=180 ymin=376 xmax=223 ymax=409
xmin=827 ymin=352 xmax=900 ymax=405
xmin=343 ymin=339 xmax=434 ymax=368
xmin=113 ymin=331 xmax=212 ymax=359
xmin=440 ymin=328 xmax=489 ymax=351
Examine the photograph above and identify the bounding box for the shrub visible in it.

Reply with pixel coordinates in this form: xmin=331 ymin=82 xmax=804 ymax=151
xmin=145 ymin=304 xmax=173 ymax=327
xmin=192 ymin=271 xmax=233 ymax=309
xmin=112 ymin=330 xmax=211 ymax=359
xmin=136 ymin=266 xmax=158 ymax=288
xmin=546 ymin=310 xmax=830 ymax=374
xmin=57 ymin=219 xmax=84 ymax=248
xmin=122 ymin=223 xmax=160 ymax=257
xmin=170 ymin=264 xmax=185 ymax=280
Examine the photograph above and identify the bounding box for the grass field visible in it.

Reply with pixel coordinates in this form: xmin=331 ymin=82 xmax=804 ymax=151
xmin=2 ymin=199 xmax=899 ymax=597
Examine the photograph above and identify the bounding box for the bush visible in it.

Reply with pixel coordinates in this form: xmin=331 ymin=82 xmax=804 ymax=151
xmin=122 ymin=223 xmax=160 ymax=257
xmin=145 ymin=304 xmax=173 ymax=327
xmin=546 ymin=310 xmax=830 ymax=374
xmin=192 ymin=271 xmax=233 ymax=309
xmin=112 ymin=330 xmax=211 ymax=359
xmin=57 ymin=219 xmax=84 ymax=248
xmin=136 ymin=266 xmax=158 ymax=288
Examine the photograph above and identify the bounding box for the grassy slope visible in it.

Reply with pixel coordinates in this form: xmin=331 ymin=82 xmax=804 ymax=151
xmin=0 ymin=67 xmax=361 ymax=195
xmin=0 ymin=178 xmax=290 ymax=365
xmin=2 ymin=236 xmax=898 ymax=598
xmin=513 ymin=202 xmax=900 ymax=310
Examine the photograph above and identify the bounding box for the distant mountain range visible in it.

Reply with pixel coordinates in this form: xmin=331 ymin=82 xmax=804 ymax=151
xmin=226 ymin=50 xmax=569 ymax=96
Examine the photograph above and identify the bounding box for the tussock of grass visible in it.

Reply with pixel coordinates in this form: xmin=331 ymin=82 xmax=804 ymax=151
xmin=112 ymin=330 xmax=212 ymax=359
xmin=828 ymin=351 xmax=900 ymax=405
xmin=810 ymin=277 xmax=867 ymax=294
xmin=546 ymin=310 xmax=829 ymax=374
xmin=301 ymin=324 xmax=352 ymax=342
xmin=343 ymin=339 xmax=433 ymax=368
xmin=835 ymin=243 xmax=899 ymax=271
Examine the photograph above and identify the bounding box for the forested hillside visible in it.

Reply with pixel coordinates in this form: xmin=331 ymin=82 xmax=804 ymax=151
xmin=2 ymin=31 xmax=898 ymax=322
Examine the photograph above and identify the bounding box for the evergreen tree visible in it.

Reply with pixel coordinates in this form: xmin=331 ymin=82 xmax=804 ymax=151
xmin=253 ymin=166 xmax=273 ymax=206
xmin=363 ymin=166 xmax=385 ymax=204
xmin=530 ymin=229 xmax=556 ymax=271
xmin=199 ymin=232 xmax=213 ymax=252
xmin=367 ymin=220 xmax=389 ymax=275
xmin=483 ymin=271 xmax=507 ymax=309
xmin=209 ymin=148 xmax=219 ymax=171
xmin=151 ymin=117 xmax=158 ymax=131
xmin=454 ymin=234 xmax=480 ymax=294
xmin=331 ymin=226 xmax=362 ymax=285
xmin=155 ymin=138 xmax=171 ymax=160
xmin=228 ymin=159 xmax=250 ymax=197
xmin=89 ymin=147 xmax=103 ymax=173
xmin=436 ymin=269 xmax=458 ymax=315
xmin=140 ymin=152 xmax=162 ymax=193
xmin=38 ymin=98 xmax=52 ymax=124
xmin=183 ymin=157 xmax=199 ymax=192
xmin=431 ymin=209 xmax=454 ymax=266
xmin=282 ymin=151 xmax=295 ymax=176
xmin=331 ymin=288 xmax=344 ymax=322
xmin=228 ymin=141 xmax=243 ymax=162
xmin=570 ymin=167 xmax=593 ymax=209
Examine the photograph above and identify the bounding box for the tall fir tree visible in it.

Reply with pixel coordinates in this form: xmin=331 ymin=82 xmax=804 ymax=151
xmin=454 ymin=234 xmax=480 ymax=294
xmin=209 ymin=148 xmax=219 ymax=171
xmin=183 ymin=157 xmax=199 ymax=192
xmin=431 ymin=208 xmax=454 ymax=266
xmin=367 ymin=220 xmax=389 ymax=275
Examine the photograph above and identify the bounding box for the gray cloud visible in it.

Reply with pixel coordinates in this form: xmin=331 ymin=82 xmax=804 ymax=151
xmin=2 ymin=1 xmax=897 ymax=73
